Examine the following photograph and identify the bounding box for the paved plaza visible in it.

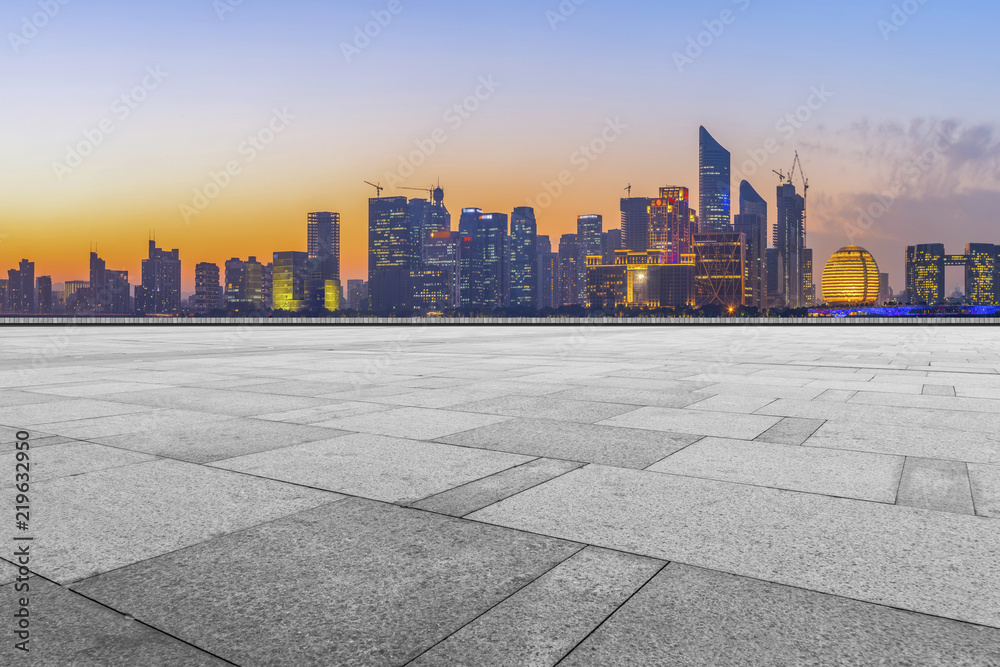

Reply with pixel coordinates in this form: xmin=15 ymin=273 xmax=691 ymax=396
xmin=2 ymin=325 xmax=1000 ymax=665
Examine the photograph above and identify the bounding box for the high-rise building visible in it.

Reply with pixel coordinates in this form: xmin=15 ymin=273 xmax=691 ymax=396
xmin=822 ymin=246 xmax=881 ymax=306
xmin=621 ymin=197 xmax=652 ymax=252
xmin=699 ymin=126 xmax=732 ymax=233
xmin=602 ymin=229 xmax=622 ymax=264
xmin=878 ymin=273 xmax=891 ymax=305
xmin=649 ymin=188 xmax=693 ymax=263
xmin=412 ymin=269 xmax=452 ymax=312
xmin=905 ymin=244 xmax=946 ymax=305
xmin=766 ymin=248 xmax=783 ymax=309
xmin=195 ymin=263 xmax=222 ymax=313
xmin=803 ymin=248 xmax=816 ymax=307
xmin=477 ymin=213 xmax=508 ymax=310
xmin=369 ymin=196 xmax=414 ymax=315
xmin=408 ymin=188 xmax=451 ymax=263
xmin=965 ymin=244 xmax=998 ymax=305
xmin=36 ymin=276 xmax=53 ymax=314
xmin=509 ymin=207 xmax=538 ymax=310
xmin=7 ymin=260 xmax=36 ymax=314
xmin=347 ymin=280 xmax=368 ymax=311
xmin=0 ymin=279 xmax=7 ymax=312
xmin=424 ymin=231 xmax=462 ymax=307
xmin=225 ymin=257 xmax=263 ymax=310
xmin=261 ymin=263 xmax=273 ymax=309
xmin=457 ymin=208 xmax=482 ymax=309
xmin=273 ymin=251 xmax=309 ymax=312
xmin=559 ymin=234 xmax=580 ymax=306
xmin=734 ymin=180 xmax=768 ymax=310
xmin=88 ymin=252 xmax=129 ymax=313
xmin=693 ymin=233 xmax=746 ymax=311
xmin=89 ymin=252 xmax=106 ymax=313
xmin=774 ymin=183 xmax=805 ymax=308
xmin=536 ymin=235 xmax=560 ymax=310
xmin=106 ymin=270 xmax=130 ymax=314
xmin=586 ymin=250 xmax=694 ymax=310
xmin=577 ymin=215 xmax=603 ymax=303
xmin=138 ymin=241 xmax=181 ymax=315
xmin=308 ymin=212 xmax=341 ymax=282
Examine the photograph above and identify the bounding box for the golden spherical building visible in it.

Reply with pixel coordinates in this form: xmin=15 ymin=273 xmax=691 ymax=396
xmin=822 ymin=246 xmax=881 ymax=306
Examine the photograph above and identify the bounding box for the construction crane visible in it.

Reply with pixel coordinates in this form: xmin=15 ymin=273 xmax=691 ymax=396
xmin=625 ymin=183 xmax=632 ymax=197
xmin=791 ymin=152 xmax=810 ymax=246
xmin=364 ymin=181 xmax=384 ymax=198
xmin=399 ymin=185 xmax=435 ymax=199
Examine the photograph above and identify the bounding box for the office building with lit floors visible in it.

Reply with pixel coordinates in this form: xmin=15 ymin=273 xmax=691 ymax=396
xmin=586 ymin=250 xmax=693 ymax=310
xmin=577 ymin=215 xmax=604 ymax=303
xmin=509 ymin=207 xmax=539 ymax=309
xmin=136 ymin=241 xmax=181 ymax=315
xmin=225 ymin=257 xmax=264 ymax=310
xmin=559 ymin=234 xmax=581 ymax=306
xmin=369 ymin=196 xmax=415 ymax=315
xmin=822 ymin=246 xmax=881 ymax=306
xmin=905 ymin=244 xmax=946 ymax=305
xmin=536 ymin=235 xmax=560 ymax=310
xmin=272 ymin=251 xmax=309 ymax=312
xmin=965 ymin=244 xmax=999 ymax=305
xmin=699 ymin=126 xmax=732 ymax=233
xmin=693 ymin=233 xmax=747 ymax=311
xmin=649 ymin=187 xmax=694 ymax=263
xmin=195 ymin=263 xmax=222 ymax=313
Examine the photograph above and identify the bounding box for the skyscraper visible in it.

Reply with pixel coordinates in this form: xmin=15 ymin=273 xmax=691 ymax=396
xmin=138 ymin=241 xmax=181 ymax=315
xmin=307 ymin=212 xmax=341 ymax=282
xmin=458 ymin=208 xmax=482 ymax=309
xmin=106 ymin=270 xmax=130 ymax=314
xmin=478 ymin=213 xmax=508 ymax=310
xmin=559 ymin=234 xmax=580 ymax=306
xmin=649 ymin=188 xmax=693 ymax=263
xmin=536 ymin=234 xmax=560 ymax=310
xmin=7 ymin=260 xmax=36 ymax=314
xmin=509 ymin=207 xmax=538 ymax=310
xmin=577 ymin=215 xmax=603 ymax=303
xmin=621 ymin=197 xmax=652 ymax=252
xmin=734 ymin=180 xmax=768 ymax=310
xmin=699 ymin=126 xmax=732 ymax=233
xmin=965 ymin=244 xmax=998 ymax=305
xmin=195 ymin=263 xmax=222 ymax=313
xmin=803 ymin=248 xmax=816 ymax=307
xmin=89 ymin=252 xmax=106 ymax=313
xmin=408 ymin=187 xmax=451 ymax=263
xmin=369 ymin=196 xmax=414 ymax=315
xmin=774 ymin=183 xmax=805 ymax=308
xmin=36 ymin=276 xmax=52 ymax=314
xmin=424 ymin=231 xmax=462 ymax=307
xmin=603 ymin=229 xmax=622 ymax=264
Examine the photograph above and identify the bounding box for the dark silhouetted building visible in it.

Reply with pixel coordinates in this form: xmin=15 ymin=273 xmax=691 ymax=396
xmin=347 ymin=280 xmax=368 ymax=311
xmin=603 ymin=228 xmax=622 ymax=264
xmin=137 ymin=241 xmax=181 ymax=315
xmin=195 ymin=263 xmax=222 ymax=313
xmin=37 ymin=276 xmax=52 ymax=314
xmin=559 ymin=234 xmax=580 ymax=306
xmin=699 ymin=126 xmax=732 ymax=233
xmin=774 ymin=183 xmax=805 ymax=308
xmin=477 ymin=213 xmax=508 ymax=310
xmin=734 ymin=180 xmax=768 ymax=310
xmin=7 ymin=259 xmax=36 ymax=314
xmin=509 ymin=207 xmax=538 ymax=309
xmin=621 ymin=197 xmax=652 ymax=252
xmin=537 ymin=235 xmax=560 ymax=310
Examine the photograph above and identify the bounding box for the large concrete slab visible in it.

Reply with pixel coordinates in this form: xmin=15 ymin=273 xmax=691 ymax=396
xmin=969 ymin=463 xmax=1000 ymax=518
xmin=599 ymin=407 xmax=782 ymax=440
xmin=0 ymin=579 xmax=228 ymax=665
xmin=0 ymin=459 xmax=341 ymax=583
xmin=897 ymin=457 xmax=976 ymax=515
xmin=649 ymin=438 xmax=903 ymax=502
xmin=314 ymin=406 xmax=512 ymax=440
xmin=450 ymin=395 xmax=641 ymax=424
xmin=469 ymin=465 xmax=1000 ymax=628
xmin=73 ymin=498 xmax=582 ymax=667
xmin=560 ymin=564 xmax=1000 ymax=666
xmin=411 ymin=547 xmax=664 ymax=666
xmin=212 ymin=433 xmax=533 ymax=504
xmin=0 ymin=398 xmax=154 ymax=427
xmin=94 ymin=418 xmax=351 ymax=463
xmin=437 ymin=418 xmax=702 ymax=469
xmin=29 ymin=408 xmax=237 ymax=440
xmin=99 ymin=386 xmax=329 ymax=417
xmin=1 ymin=441 xmax=157 ymax=485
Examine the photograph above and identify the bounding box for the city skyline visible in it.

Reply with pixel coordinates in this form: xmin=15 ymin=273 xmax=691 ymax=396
xmin=2 ymin=1 xmax=998 ymax=294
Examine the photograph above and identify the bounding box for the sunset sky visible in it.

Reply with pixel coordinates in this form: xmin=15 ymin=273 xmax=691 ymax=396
xmin=2 ymin=0 xmax=998 ymax=293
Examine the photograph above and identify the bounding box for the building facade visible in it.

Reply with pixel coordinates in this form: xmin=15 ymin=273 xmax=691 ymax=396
xmin=693 ymin=233 xmax=746 ymax=310
xmin=699 ymin=126 xmax=732 ymax=234
xmin=734 ymin=180 xmax=768 ymax=310
xmin=586 ymin=250 xmax=694 ymax=310
xmin=509 ymin=207 xmax=538 ymax=309
xmin=194 ymin=263 xmax=222 ymax=313
xmin=138 ymin=242 xmax=181 ymax=315
xmin=273 ymin=251 xmax=309 ymax=312
xmin=369 ymin=196 xmax=414 ymax=315
xmin=621 ymin=197 xmax=652 ymax=252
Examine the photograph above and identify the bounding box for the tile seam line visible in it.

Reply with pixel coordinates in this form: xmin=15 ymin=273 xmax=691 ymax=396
xmin=552 ymin=560 xmax=672 ymax=666
xmin=399 ymin=543 xmax=590 ymax=667
xmin=63 ymin=587 xmax=244 ymax=667
xmin=456 ymin=461 xmax=590 ymax=518
xmin=460 ymin=514 xmax=1000 ymax=632
xmin=404 ymin=456 xmax=547 ymax=509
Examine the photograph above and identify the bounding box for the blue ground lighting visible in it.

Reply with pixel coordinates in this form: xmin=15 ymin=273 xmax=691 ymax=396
xmin=810 ymin=306 xmax=1000 ymax=318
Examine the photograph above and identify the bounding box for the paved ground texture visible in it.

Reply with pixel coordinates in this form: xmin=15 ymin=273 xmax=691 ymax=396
xmin=2 ymin=325 xmax=1000 ymax=666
